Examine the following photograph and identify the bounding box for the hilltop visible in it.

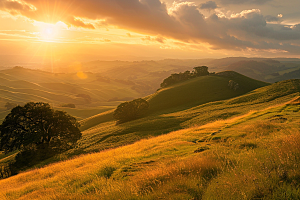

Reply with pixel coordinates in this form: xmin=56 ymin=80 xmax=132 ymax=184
xmin=147 ymin=71 xmax=268 ymax=113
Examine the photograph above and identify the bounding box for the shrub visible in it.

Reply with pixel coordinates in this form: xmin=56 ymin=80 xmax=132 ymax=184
xmin=113 ymin=98 xmax=149 ymax=124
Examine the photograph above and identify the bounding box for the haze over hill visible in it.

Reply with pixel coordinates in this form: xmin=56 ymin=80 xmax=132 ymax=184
xmin=1 ymin=57 xmax=300 ymax=121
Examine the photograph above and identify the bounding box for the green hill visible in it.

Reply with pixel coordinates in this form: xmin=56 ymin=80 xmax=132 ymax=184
xmin=1 ymin=66 xmax=300 ymax=200
xmin=1 ymin=79 xmax=300 ymax=199
xmin=79 ymin=71 xmax=268 ymax=131
xmin=147 ymin=71 xmax=269 ymax=113
xmin=74 ymin=74 xmax=297 ymax=155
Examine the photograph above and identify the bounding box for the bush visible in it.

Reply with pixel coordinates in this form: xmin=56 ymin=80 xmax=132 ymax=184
xmin=113 ymin=98 xmax=149 ymax=124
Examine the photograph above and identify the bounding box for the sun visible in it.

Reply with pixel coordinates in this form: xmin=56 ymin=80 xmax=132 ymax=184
xmin=34 ymin=22 xmax=66 ymax=42
xmin=40 ymin=24 xmax=58 ymax=41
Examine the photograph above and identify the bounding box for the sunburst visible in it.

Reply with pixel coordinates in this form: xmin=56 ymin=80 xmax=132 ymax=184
xmin=35 ymin=22 xmax=65 ymax=42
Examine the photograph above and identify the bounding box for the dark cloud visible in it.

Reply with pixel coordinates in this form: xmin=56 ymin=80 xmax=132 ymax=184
xmin=219 ymin=0 xmax=271 ymax=5
xmin=199 ymin=1 xmax=218 ymax=10
xmin=0 ymin=0 xmax=299 ymax=54
xmin=264 ymin=15 xmax=282 ymax=23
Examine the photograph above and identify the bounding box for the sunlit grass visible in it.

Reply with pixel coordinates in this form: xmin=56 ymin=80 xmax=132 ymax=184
xmin=1 ymin=98 xmax=300 ymax=199
xmin=1 ymin=78 xmax=300 ymax=199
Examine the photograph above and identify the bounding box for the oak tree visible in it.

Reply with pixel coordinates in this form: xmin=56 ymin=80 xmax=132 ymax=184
xmin=0 ymin=102 xmax=81 ymax=162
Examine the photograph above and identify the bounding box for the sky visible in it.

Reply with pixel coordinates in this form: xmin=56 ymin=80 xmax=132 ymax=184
xmin=0 ymin=0 xmax=300 ymax=65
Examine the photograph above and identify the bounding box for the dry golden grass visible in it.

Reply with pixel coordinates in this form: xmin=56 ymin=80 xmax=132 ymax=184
xmin=1 ymin=98 xmax=300 ymax=199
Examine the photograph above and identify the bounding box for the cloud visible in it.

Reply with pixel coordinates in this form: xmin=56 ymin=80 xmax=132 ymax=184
xmin=199 ymin=1 xmax=218 ymax=10
xmin=0 ymin=0 xmax=299 ymax=55
xmin=264 ymin=14 xmax=283 ymax=23
xmin=141 ymin=35 xmax=166 ymax=43
xmin=219 ymin=0 xmax=271 ymax=5
xmin=68 ymin=17 xmax=95 ymax=29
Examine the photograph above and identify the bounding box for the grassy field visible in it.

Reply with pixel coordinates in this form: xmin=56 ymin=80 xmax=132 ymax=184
xmin=0 ymin=94 xmax=300 ymax=199
xmin=73 ymin=73 xmax=276 ymax=154
xmin=1 ymin=71 xmax=300 ymax=199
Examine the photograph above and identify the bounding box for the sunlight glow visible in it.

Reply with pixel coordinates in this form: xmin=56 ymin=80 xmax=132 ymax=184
xmin=34 ymin=21 xmax=67 ymax=42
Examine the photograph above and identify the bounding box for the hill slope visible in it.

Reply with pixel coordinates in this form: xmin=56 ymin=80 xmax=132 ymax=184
xmin=79 ymin=71 xmax=268 ymax=133
xmin=0 ymin=67 xmax=143 ymax=121
xmin=74 ymin=78 xmax=297 ymax=156
xmin=1 ymin=81 xmax=300 ymax=199
xmin=147 ymin=71 xmax=268 ymax=113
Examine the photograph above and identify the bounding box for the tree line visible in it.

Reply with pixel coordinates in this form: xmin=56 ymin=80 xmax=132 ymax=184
xmin=160 ymin=66 xmax=210 ymax=88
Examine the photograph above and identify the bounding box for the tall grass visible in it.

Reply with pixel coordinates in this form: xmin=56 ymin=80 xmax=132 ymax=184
xmin=1 ymin=101 xmax=300 ymax=199
xmin=204 ymin=132 xmax=300 ymax=200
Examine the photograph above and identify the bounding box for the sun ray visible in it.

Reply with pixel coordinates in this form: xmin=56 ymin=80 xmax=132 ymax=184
xmin=34 ymin=21 xmax=67 ymax=42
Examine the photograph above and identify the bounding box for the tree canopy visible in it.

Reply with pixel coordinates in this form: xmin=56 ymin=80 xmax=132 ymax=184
xmin=160 ymin=66 xmax=210 ymax=88
xmin=0 ymin=102 xmax=81 ymax=155
xmin=113 ymin=98 xmax=149 ymax=124
xmin=193 ymin=66 xmax=209 ymax=76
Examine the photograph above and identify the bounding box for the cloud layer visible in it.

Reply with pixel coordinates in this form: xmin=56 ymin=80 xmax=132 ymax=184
xmin=0 ymin=0 xmax=299 ymax=54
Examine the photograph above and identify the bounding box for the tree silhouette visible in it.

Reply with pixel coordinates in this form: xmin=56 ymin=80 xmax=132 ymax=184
xmin=0 ymin=102 xmax=81 ymax=164
xmin=113 ymin=98 xmax=149 ymax=124
xmin=193 ymin=66 xmax=209 ymax=76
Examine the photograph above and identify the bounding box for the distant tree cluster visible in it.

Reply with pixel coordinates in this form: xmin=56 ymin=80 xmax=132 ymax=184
xmin=160 ymin=66 xmax=210 ymax=88
xmin=113 ymin=98 xmax=149 ymax=124
xmin=0 ymin=102 xmax=81 ymax=170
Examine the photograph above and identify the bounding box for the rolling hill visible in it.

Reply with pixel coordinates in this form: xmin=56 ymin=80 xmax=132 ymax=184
xmin=73 ymin=72 xmax=275 ymax=154
xmin=1 ymin=76 xmax=300 ymax=199
xmin=225 ymin=59 xmax=300 ymax=83
xmin=0 ymin=67 xmax=144 ymax=121
xmin=146 ymin=71 xmax=268 ymax=113
xmin=1 ymin=60 xmax=300 ymax=199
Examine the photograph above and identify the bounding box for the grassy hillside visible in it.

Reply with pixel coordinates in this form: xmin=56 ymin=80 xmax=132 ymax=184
xmin=0 ymin=67 xmax=143 ymax=121
xmin=69 ymin=78 xmax=297 ymax=157
xmin=147 ymin=71 xmax=268 ymax=113
xmin=0 ymin=88 xmax=300 ymax=199
xmin=79 ymin=72 xmax=263 ymax=131
xmin=1 ymin=69 xmax=300 ymax=199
